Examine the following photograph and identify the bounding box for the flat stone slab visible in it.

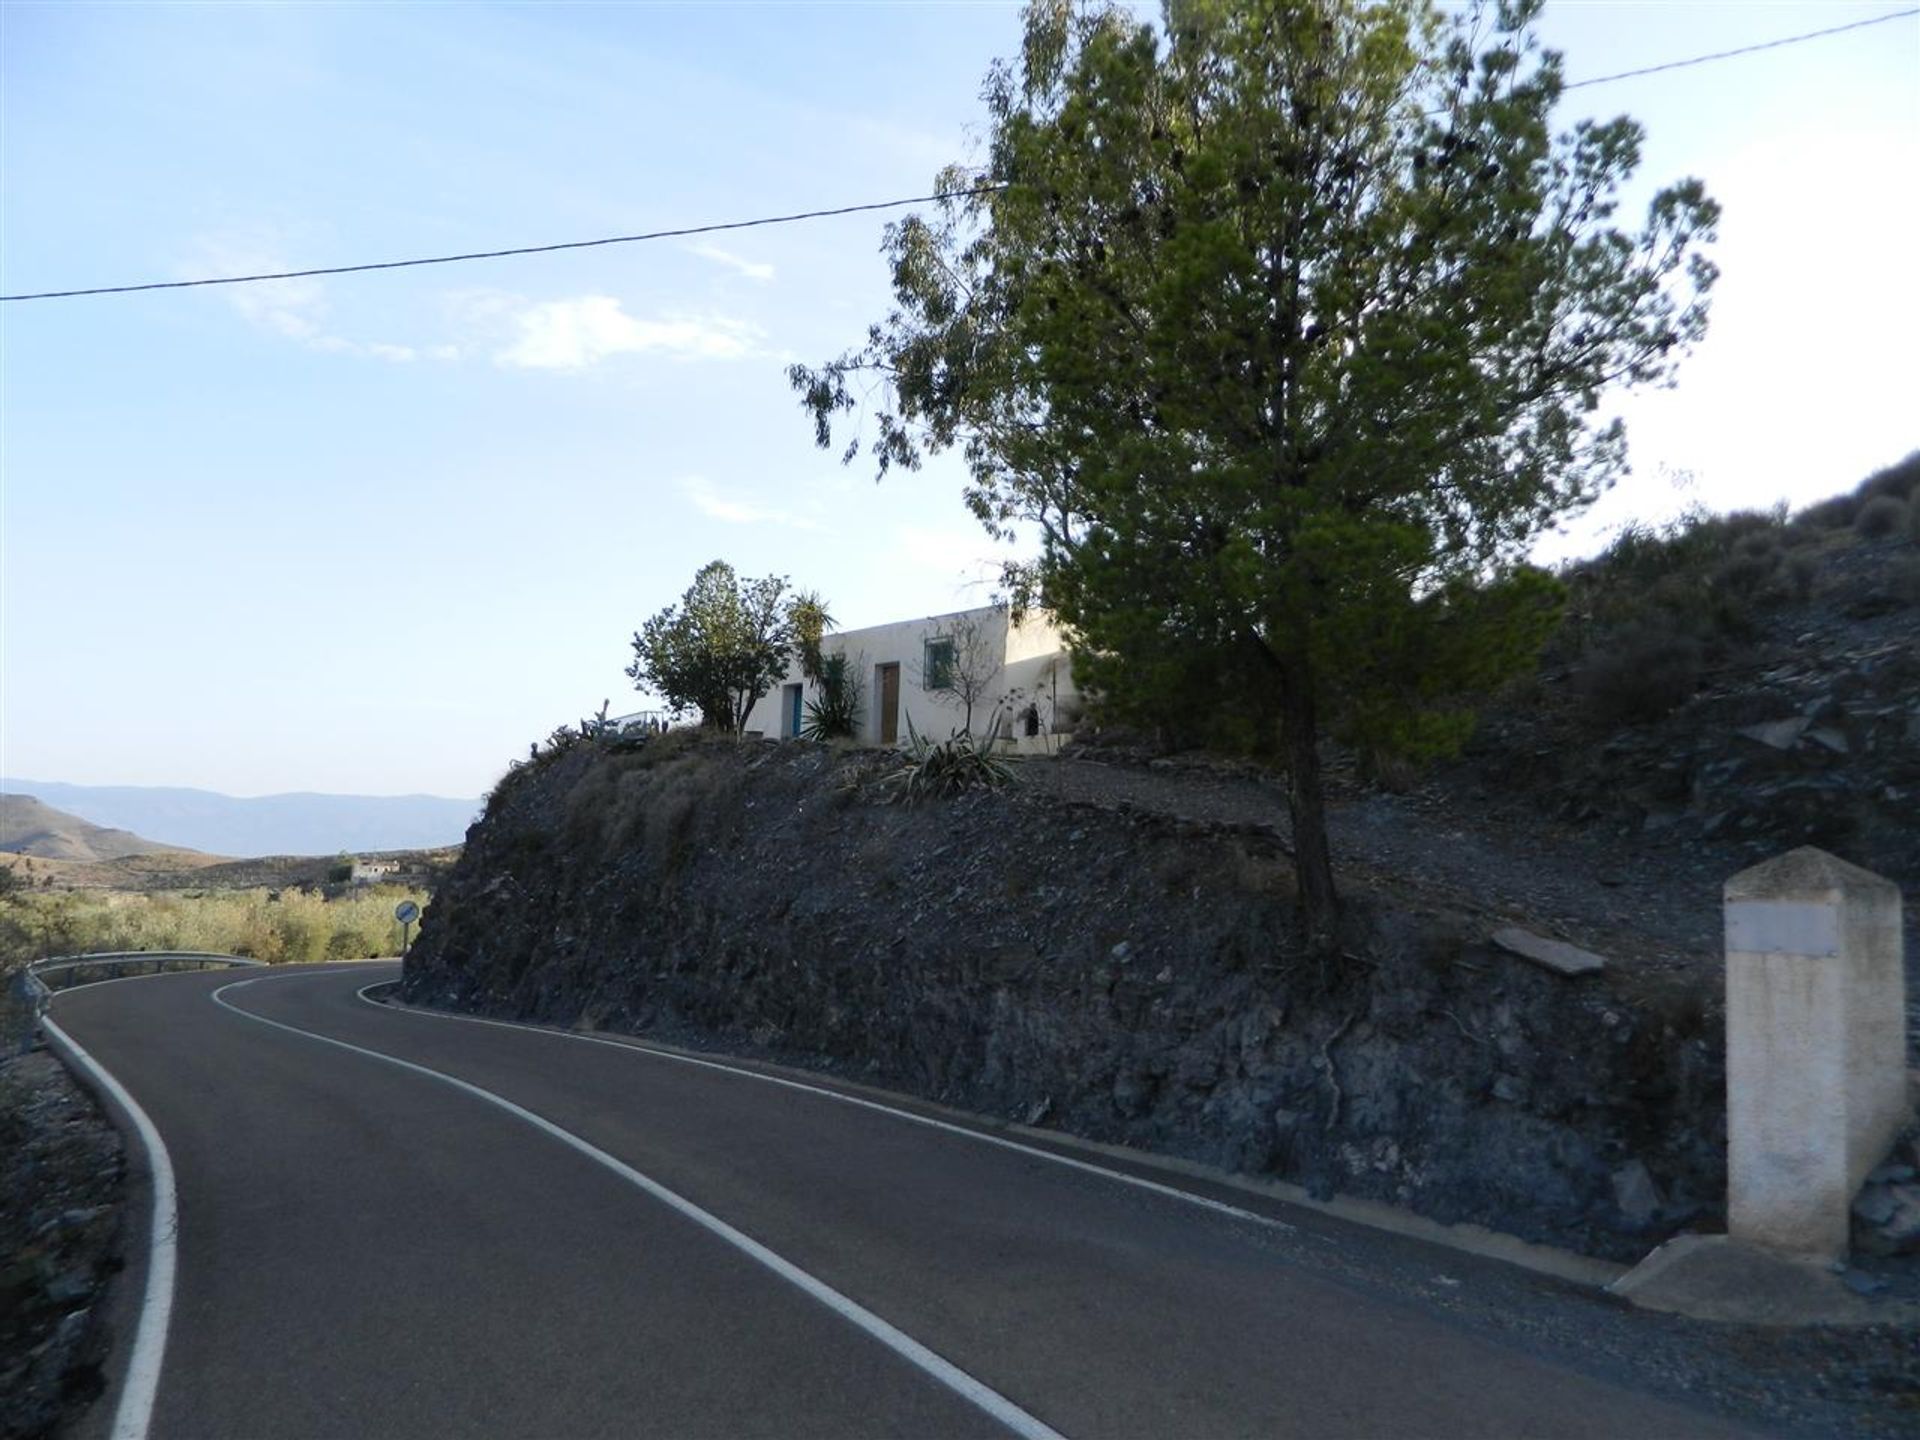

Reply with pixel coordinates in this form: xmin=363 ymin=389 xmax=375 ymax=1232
xmin=1491 ymin=926 xmax=1605 ymax=977
xmin=1609 ymin=1234 xmax=1916 ymax=1326
xmin=1737 ymin=716 xmax=1809 ymax=750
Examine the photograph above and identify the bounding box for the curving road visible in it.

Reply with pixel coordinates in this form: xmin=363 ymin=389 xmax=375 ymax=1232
xmin=46 ymin=964 xmax=1761 ymax=1440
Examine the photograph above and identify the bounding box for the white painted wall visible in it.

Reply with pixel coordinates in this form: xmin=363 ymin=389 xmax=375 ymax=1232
xmin=741 ymin=604 xmax=1079 ymax=748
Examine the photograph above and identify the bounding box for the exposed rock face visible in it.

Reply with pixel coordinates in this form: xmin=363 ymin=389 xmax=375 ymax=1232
xmin=1468 ymin=615 xmax=1920 ymax=895
xmin=405 ymin=736 xmax=1729 ymax=1261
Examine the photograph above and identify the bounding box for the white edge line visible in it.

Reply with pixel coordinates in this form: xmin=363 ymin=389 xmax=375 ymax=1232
xmin=353 ymin=980 xmax=1294 ymax=1238
xmin=213 ymin=977 xmax=1066 ymax=1440
xmin=39 ymin=1016 xmax=177 ymax=1440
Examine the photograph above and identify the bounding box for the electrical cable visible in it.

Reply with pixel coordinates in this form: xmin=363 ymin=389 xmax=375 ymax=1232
xmin=1564 ymin=6 xmax=1916 ymax=90
xmin=0 ymin=187 xmax=1008 ymax=303
xmin=2 ymin=7 xmax=1913 ymax=304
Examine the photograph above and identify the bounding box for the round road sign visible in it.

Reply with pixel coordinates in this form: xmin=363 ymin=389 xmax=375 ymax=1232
xmin=394 ymin=900 xmax=420 ymax=925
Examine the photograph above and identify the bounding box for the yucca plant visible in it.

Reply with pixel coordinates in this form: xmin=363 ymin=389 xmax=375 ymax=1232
xmin=801 ymin=652 xmax=862 ymax=740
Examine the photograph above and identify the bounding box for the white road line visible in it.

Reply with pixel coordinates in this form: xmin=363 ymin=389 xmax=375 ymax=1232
xmin=40 ymin=1017 xmax=177 ymax=1440
xmin=212 ymin=976 xmax=1067 ymax=1440
xmin=354 ymin=980 xmax=1294 ymax=1238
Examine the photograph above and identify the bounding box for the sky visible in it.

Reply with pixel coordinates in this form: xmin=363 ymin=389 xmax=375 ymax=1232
xmin=2 ymin=1 xmax=1915 ymax=800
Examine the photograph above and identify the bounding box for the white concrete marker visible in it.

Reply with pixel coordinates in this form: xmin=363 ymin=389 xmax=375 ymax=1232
xmin=1723 ymin=847 xmax=1908 ymax=1260
xmin=40 ymin=1017 xmax=178 ymax=1440
xmin=212 ymin=977 xmax=1067 ymax=1440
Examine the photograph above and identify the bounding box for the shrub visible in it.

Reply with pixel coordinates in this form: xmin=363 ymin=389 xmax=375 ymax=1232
xmin=1861 ymin=451 xmax=1920 ymax=503
xmin=1711 ymin=548 xmax=1781 ymax=597
xmin=1798 ymin=493 xmax=1859 ymax=532
xmin=1576 ymin=629 xmax=1703 ymax=726
xmin=1785 ymin=549 xmax=1820 ymax=599
xmin=1854 ymin=495 xmax=1908 ymax=539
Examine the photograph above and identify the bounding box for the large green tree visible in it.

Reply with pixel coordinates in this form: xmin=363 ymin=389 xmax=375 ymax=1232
xmin=627 ymin=561 xmax=796 ymax=734
xmin=793 ymin=0 xmax=1717 ymax=951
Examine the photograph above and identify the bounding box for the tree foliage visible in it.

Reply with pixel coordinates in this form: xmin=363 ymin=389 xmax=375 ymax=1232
xmin=789 ymin=591 xmax=837 ymax=683
xmin=793 ymin=0 xmax=1717 ymax=949
xmin=627 ymin=561 xmax=796 ymax=734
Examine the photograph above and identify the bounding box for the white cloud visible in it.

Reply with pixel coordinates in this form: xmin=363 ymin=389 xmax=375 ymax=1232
xmin=228 ymin=272 xmax=327 ymax=342
xmin=495 ymin=296 xmax=763 ymax=370
xmin=189 ymin=235 xmax=419 ymax=363
xmin=687 ymin=241 xmax=776 ymax=283
xmin=895 ymin=522 xmax=1007 ymax=594
xmin=677 ymin=475 xmax=823 ymax=531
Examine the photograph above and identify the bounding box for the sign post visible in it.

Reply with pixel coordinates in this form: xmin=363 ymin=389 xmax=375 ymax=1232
xmin=394 ymin=899 xmax=420 ymax=956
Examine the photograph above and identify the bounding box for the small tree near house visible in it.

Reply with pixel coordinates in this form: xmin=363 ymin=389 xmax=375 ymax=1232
xmin=628 ymin=560 xmax=796 ymax=734
xmin=915 ymin=608 xmax=1004 ymax=738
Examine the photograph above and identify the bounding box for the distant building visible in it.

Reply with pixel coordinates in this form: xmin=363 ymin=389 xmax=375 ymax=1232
xmin=741 ymin=603 xmax=1079 ymax=751
xmin=350 ymin=858 xmax=403 ymax=885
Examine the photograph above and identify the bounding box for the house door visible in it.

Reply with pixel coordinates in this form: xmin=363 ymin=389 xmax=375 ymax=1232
xmin=785 ymin=683 xmax=804 ymax=738
xmin=876 ymin=663 xmax=900 ymax=744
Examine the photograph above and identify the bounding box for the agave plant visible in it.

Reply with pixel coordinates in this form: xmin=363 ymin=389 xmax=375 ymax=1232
xmin=883 ymin=714 xmax=1014 ymax=804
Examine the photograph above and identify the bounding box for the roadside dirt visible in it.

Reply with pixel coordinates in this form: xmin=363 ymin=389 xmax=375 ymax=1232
xmin=0 ymin=1047 xmax=122 ymax=1440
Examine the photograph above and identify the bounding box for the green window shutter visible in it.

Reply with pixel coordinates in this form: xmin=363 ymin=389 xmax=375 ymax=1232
xmin=925 ymin=638 xmax=956 ymax=691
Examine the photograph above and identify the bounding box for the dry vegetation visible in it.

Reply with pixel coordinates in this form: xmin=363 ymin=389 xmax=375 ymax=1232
xmin=0 ymin=884 xmax=430 ymax=969
xmin=1552 ymin=452 xmax=1920 ymax=726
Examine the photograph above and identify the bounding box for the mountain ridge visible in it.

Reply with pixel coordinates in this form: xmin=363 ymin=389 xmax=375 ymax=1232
xmin=0 ymin=779 xmax=479 ymax=858
xmin=0 ymin=794 xmax=199 ymax=864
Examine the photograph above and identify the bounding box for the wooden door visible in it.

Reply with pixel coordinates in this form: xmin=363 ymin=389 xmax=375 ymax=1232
xmin=877 ymin=663 xmax=900 ymax=744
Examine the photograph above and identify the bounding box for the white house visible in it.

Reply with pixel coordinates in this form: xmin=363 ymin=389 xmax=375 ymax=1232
xmin=742 ymin=604 xmax=1080 ymax=751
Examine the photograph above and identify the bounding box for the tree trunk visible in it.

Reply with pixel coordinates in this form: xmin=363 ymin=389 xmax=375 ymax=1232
xmin=1277 ymin=652 xmax=1340 ymax=956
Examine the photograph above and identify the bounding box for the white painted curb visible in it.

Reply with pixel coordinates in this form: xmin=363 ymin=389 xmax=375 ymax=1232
xmin=40 ymin=1017 xmax=177 ymax=1440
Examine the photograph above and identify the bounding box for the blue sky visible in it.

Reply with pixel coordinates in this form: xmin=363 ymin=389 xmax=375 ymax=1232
xmin=3 ymin=2 xmax=1915 ymax=799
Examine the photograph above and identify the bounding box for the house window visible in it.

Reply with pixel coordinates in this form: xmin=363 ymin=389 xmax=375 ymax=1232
xmin=924 ymin=637 xmax=956 ymax=691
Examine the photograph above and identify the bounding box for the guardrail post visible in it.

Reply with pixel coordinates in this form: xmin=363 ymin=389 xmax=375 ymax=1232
xmin=1724 ymin=847 xmax=1909 ymax=1259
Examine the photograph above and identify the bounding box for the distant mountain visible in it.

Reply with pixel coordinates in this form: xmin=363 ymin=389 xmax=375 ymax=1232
xmin=0 ymin=780 xmax=481 ymax=858
xmin=0 ymin=794 xmax=198 ymax=863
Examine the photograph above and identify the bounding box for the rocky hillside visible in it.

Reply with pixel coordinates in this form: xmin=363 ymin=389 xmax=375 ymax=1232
xmin=404 ymin=456 xmax=1917 ymax=1264
xmin=406 ymin=733 xmax=1729 ymax=1262
xmin=1448 ymin=454 xmax=1919 ymax=892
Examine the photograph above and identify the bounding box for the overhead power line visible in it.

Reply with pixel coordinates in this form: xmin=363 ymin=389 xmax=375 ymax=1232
xmin=0 ymin=189 xmax=1010 ymax=303
xmin=3 ymin=7 xmax=1914 ymax=305
xmin=1562 ymin=6 xmax=1917 ymax=91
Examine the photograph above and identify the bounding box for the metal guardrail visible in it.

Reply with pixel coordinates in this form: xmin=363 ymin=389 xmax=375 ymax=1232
xmin=22 ymin=951 xmax=267 ymax=1019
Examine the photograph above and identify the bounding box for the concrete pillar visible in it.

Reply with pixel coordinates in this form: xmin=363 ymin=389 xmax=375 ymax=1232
xmin=1724 ymin=847 xmax=1908 ymax=1259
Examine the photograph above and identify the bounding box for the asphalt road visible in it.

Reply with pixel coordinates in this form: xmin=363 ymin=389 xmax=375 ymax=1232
xmin=48 ymin=964 xmax=1761 ymax=1440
